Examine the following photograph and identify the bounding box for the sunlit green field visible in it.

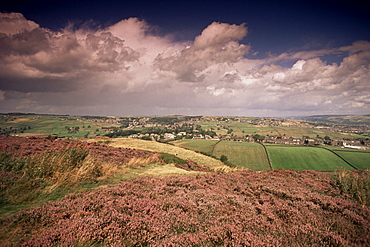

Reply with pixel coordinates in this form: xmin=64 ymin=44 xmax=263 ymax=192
xmin=323 ymin=146 xmax=370 ymax=152
xmin=333 ymin=151 xmax=370 ymax=170
xmin=172 ymin=139 xmax=218 ymax=154
xmin=174 ymin=139 xmax=270 ymax=171
xmin=173 ymin=139 xmax=369 ymax=171
xmin=213 ymin=141 xmax=270 ymax=170
xmin=265 ymin=145 xmax=354 ymax=171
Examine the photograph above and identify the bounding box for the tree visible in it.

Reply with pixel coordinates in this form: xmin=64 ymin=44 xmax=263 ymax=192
xmin=220 ymin=155 xmax=228 ymax=163
xmin=220 ymin=155 xmax=235 ymax=167
xmin=252 ymin=134 xmax=265 ymax=142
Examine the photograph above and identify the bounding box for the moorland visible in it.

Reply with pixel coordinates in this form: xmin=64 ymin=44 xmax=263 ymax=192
xmin=0 ymin=113 xmax=369 ymax=246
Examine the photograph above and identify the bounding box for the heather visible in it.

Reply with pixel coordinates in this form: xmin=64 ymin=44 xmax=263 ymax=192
xmin=1 ymin=170 xmax=369 ymax=246
xmin=0 ymin=136 xmax=157 ymax=165
xmin=1 ymin=136 xmax=369 ymax=246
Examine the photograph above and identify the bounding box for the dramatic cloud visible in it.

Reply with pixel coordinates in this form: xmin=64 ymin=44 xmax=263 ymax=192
xmin=0 ymin=12 xmax=369 ymax=116
xmin=0 ymin=12 xmax=39 ymax=35
xmin=154 ymin=22 xmax=250 ymax=82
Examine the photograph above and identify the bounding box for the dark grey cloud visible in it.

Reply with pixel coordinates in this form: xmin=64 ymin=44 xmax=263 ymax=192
xmin=0 ymin=28 xmax=50 ymax=56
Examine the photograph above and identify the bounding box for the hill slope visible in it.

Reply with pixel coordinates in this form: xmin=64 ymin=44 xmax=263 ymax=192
xmin=0 ymin=136 xmax=211 ymax=216
xmin=1 ymin=170 xmax=369 ymax=246
xmin=300 ymin=115 xmax=370 ymax=126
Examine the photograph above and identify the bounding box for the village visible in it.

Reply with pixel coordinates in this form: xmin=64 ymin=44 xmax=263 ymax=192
xmin=97 ymin=116 xmax=370 ymax=150
xmin=2 ymin=114 xmax=369 ymax=150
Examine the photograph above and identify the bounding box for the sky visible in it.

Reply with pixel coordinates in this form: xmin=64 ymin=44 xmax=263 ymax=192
xmin=0 ymin=0 xmax=369 ymax=117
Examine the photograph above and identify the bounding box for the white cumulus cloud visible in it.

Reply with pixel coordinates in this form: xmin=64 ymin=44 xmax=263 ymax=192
xmin=0 ymin=12 xmax=369 ymax=116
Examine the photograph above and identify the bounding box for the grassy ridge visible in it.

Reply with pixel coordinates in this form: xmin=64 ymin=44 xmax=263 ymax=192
xmin=99 ymin=138 xmax=228 ymax=171
xmin=266 ymin=146 xmax=354 ymax=171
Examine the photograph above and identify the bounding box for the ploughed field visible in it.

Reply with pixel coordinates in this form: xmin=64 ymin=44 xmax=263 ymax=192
xmin=0 ymin=136 xmax=369 ymax=246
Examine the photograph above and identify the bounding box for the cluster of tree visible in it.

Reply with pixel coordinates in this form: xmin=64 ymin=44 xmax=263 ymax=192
xmin=105 ymin=129 xmax=140 ymax=138
xmin=252 ymin=134 xmax=265 ymax=142
xmin=105 ymin=124 xmax=200 ymax=139
xmin=65 ymin=126 xmax=81 ymax=134
xmin=81 ymin=115 xmax=110 ymax=120
xmin=194 ymin=125 xmax=217 ymax=137
xmin=0 ymin=126 xmax=31 ymax=135
xmin=147 ymin=116 xmax=200 ymax=125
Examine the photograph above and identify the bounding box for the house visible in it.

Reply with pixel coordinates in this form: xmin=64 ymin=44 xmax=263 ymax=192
xmin=164 ymin=133 xmax=176 ymax=140
xmin=291 ymin=138 xmax=303 ymax=145
xmin=305 ymin=139 xmax=315 ymax=146
xmin=332 ymin=140 xmax=344 ymax=146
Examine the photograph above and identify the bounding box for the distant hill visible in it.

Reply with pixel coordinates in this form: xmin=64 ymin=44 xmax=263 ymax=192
xmin=299 ymin=115 xmax=370 ymax=126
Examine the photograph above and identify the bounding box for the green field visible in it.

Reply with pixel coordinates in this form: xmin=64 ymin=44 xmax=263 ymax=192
xmin=213 ymin=141 xmax=270 ymax=170
xmin=173 ymin=139 xmax=369 ymax=171
xmin=333 ymin=151 xmax=370 ymax=170
xmin=0 ymin=114 xmax=120 ymax=138
xmin=174 ymin=139 xmax=270 ymax=171
xmin=265 ymin=145 xmax=354 ymax=171
xmin=197 ymin=119 xmax=368 ymax=139
xmin=323 ymin=146 xmax=370 ymax=152
xmin=2 ymin=114 xmax=368 ymax=172
xmin=172 ymin=139 xmax=219 ymax=155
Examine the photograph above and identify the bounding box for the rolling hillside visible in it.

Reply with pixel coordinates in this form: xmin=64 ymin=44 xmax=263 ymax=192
xmin=300 ymin=115 xmax=370 ymax=126
xmin=0 ymin=136 xmax=369 ymax=246
xmin=1 ymin=169 xmax=369 ymax=246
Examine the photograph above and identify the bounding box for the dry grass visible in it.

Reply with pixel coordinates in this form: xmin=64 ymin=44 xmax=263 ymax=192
xmin=126 ymin=154 xmax=162 ymax=168
xmin=142 ymin=163 xmax=201 ymax=176
xmin=91 ymin=138 xmax=228 ymax=171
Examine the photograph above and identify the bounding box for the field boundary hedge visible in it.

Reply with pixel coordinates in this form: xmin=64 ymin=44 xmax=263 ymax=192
xmin=258 ymin=142 xmax=272 ymax=170
xmin=319 ymin=147 xmax=358 ymax=170
xmin=210 ymin=139 xmax=222 ymax=156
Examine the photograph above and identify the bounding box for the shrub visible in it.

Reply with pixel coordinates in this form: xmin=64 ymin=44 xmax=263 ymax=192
xmin=160 ymin=153 xmax=187 ymax=165
xmin=220 ymin=154 xmax=228 ymax=163
xmin=220 ymin=154 xmax=236 ymax=168
xmin=159 ymin=153 xmax=210 ymax=172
